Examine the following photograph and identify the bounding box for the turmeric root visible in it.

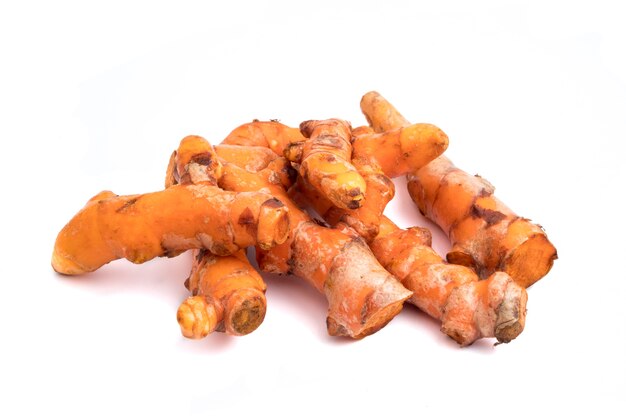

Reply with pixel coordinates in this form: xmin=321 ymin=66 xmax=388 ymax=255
xmin=293 ymin=173 xmax=527 ymax=346
xmin=351 ymin=121 xmax=449 ymax=178
xmin=303 ymin=122 xmax=448 ymax=241
xmin=209 ymin=139 xmax=413 ymax=339
xmin=177 ymin=249 xmax=267 ymax=337
xmin=167 ymin=135 xmax=268 ymax=338
xmin=360 ymin=91 xmax=557 ymax=288
xmin=369 ymin=217 xmax=527 ymax=346
xmin=222 ymin=119 xmax=305 ymax=155
xmin=292 ymin=161 xmax=395 ymax=242
xmin=52 ymin=178 xmax=290 ymax=275
xmin=285 ymin=119 xmax=367 ymax=210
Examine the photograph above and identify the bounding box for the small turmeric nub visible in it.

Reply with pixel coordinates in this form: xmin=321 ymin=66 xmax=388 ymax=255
xmin=290 ymin=119 xmax=367 ymax=210
xmin=178 ymin=249 xmax=267 ymax=337
xmin=222 ymin=120 xmax=305 ymax=155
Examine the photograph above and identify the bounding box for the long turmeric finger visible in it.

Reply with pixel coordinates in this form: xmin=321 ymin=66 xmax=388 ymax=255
xmin=361 ymin=91 xmax=557 ymax=288
xmin=168 ymin=135 xmax=268 ymax=338
xmin=285 ymin=119 xmax=367 ymax=210
xmin=352 ymin=122 xmax=449 ymax=178
xmin=177 ymin=249 xmax=267 ymax=337
xmin=370 ymin=217 xmax=527 ymax=346
xmin=52 ymin=183 xmax=290 ymax=275
xmin=407 ymin=156 xmax=557 ymax=287
xmin=211 ymin=141 xmax=412 ymax=339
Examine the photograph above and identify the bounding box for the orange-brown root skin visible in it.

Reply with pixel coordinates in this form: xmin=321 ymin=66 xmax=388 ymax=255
xmin=360 ymin=91 xmax=411 ymax=133
xmin=168 ymin=136 xmax=270 ymax=338
xmin=360 ymin=91 xmax=557 ymax=288
xmin=52 ymin=184 xmax=289 ymax=275
xmin=352 ymin=123 xmax=449 ymax=178
xmin=293 ymin=119 xmax=367 ymax=210
xmin=294 ymin=166 xmax=394 ymax=242
xmin=179 ymin=250 xmax=267 ymax=337
xmin=222 ymin=120 xmax=305 ymax=155
xmin=407 ymin=156 xmax=557 ymax=287
xmin=215 ymin=148 xmax=412 ymax=338
xmin=370 ymin=217 xmax=527 ymax=346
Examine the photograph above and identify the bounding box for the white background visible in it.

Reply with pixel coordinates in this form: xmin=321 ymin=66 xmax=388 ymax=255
xmin=1 ymin=1 xmax=625 ymax=416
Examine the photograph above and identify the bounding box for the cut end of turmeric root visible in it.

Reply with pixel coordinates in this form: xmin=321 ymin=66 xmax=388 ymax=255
xmin=256 ymin=197 xmax=291 ymax=250
xmin=441 ymin=272 xmax=528 ymax=346
xmin=324 ymin=238 xmax=413 ymax=339
xmin=502 ymin=233 xmax=558 ymax=289
xmin=223 ymin=288 xmax=267 ymax=336
xmin=494 ymin=283 xmax=528 ymax=345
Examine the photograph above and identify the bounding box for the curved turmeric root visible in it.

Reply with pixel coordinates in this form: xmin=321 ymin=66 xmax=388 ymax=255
xmin=177 ymin=249 xmax=267 ymax=337
xmin=370 ymin=217 xmax=527 ymax=346
xmin=222 ymin=120 xmax=305 ymax=155
xmin=211 ymin=141 xmax=413 ymax=339
xmin=297 ymin=122 xmax=448 ymax=241
xmin=407 ymin=157 xmax=557 ymax=288
xmin=168 ymin=135 xmax=269 ymax=338
xmin=286 ymin=119 xmax=367 ymax=210
xmin=292 ymin=163 xmax=395 ymax=242
xmin=361 ymin=91 xmax=557 ymax=288
xmin=351 ymin=121 xmax=449 ymax=178
xmin=52 ymin=183 xmax=290 ymax=275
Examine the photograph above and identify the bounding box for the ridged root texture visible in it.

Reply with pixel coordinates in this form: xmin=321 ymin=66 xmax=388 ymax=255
xmin=370 ymin=220 xmax=527 ymax=346
xmin=52 ymin=184 xmax=290 ymax=275
xmin=290 ymin=119 xmax=367 ymax=210
xmin=177 ymin=250 xmax=267 ymax=338
xmin=214 ymin=151 xmax=412 ymax=339
xmin=360 ymin=90 xmax=556 ymax=288
xmin=407 ymin=156 xmax=557 ymax=288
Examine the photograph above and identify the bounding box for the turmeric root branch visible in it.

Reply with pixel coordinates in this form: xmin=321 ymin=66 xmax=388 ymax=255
xmin=177 ymin=250 xmax=267 ymax=337
xmin=52 ymin=183 xmax=289 ymax=275
xmin=370 ymin=217 xmax=527 ymax=346
xmin=361 ymin=91 xmax=557 ymax=287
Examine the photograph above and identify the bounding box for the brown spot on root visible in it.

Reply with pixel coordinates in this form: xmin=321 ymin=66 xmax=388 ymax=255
xmin=184 ymin=278 xmax=190 ymax=290
xmin=208 ymin=243 xmax=233 ymax=257
xmin=347 ymin=198 xmax=363 ymax=209
xmin=238 ymin=207 xmax=255 ymax=228
xmin=360 ymin=291 xmax=375 ymax=324
xmin=116 ymin=197 xmax=140 ymax=213
xmin=317 ymin=136 xmax=345 ymax=150
xmin=286 ymin=255 xmax=296 ymax=275
xmin=326 ymin=317 xmax=349 ymax=337
xmin=190 ymin=152 xmax=214 ymax=166
xmin=260 ymin=197 xmax=285 ymax=209
xmin=470 ymin=204 xmax=507 ymax=225
xmin=281 ymin=163 xmax=298 ymax=184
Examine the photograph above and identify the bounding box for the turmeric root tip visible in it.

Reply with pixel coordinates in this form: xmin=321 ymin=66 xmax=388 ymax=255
xmin=502 ymin=233 xmax=558 ymax=289
xmin=177 ymin=296 xmax=221 ymax=339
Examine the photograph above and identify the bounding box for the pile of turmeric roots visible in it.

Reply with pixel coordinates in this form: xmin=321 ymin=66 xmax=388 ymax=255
xmin=52 ymin=92 xmax=557 ymax=346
